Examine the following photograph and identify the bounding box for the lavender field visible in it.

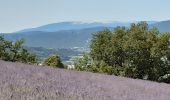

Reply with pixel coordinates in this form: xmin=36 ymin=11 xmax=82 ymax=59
xmin=0 ymin=60 xmax=170 ymax=100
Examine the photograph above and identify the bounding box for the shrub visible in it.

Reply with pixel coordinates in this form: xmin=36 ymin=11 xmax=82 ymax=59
xmin=43 ymin=55 xmax=64 ymax=68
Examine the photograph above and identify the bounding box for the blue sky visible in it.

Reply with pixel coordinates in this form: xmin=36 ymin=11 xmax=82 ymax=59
xmin=0 ymin=0 xmax=170 ymax=33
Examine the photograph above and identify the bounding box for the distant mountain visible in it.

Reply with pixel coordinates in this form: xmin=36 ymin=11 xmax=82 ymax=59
xmin=3 ymin=21 xmax=170 ymax=49
xmin=16 ymin=22 xmax=131 ymax=33
xmin=150 ymin=20 xmax=170 ymax=32
xmin=4 ymin=27 xmax=112 ymax=49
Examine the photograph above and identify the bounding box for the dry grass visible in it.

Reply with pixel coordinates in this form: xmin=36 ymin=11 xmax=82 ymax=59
xmin=0 ymin=60 xmax=170 ymax=100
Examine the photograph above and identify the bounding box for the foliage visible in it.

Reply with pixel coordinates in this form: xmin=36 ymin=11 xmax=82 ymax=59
xmin=0 ymin=35 xmax=37 ymax=64
xmin=43 ymin=55 xmax=64 ymax=68
xmin=75 ymin=22 xmax=170 ymax=83
xmin=74 ymin=54 xmax=115 ymax=75
xmin=74 ymin=54 xmax=91 ymax=71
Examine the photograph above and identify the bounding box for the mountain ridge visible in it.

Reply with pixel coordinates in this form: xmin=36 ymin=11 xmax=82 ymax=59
xmin=15 ymin=21 xmax=132 ymax=33
xmin=4 ymin=26 xmax=111 ymax=49
xmin=3 ymin=20 xmax=170 ymax=49
xmin=150 ymin=20 xmax=170 ymax=32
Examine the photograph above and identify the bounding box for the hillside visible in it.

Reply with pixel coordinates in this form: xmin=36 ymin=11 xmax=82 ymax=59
xmin=0 ymin=60 xmax=170 ymax=100
xmin=24 ymin=46 xmax=82 ymax=62
xmin=3 ymin=20 xmax=170 ymax=49
xmin=4 ymin=27 xmax=111 ymax=49
xmin=151 ymin=20 xmax=170 ymax=32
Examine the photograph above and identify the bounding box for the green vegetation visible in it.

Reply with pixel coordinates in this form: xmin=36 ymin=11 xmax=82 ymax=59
xmin=74 ymin=22 xmax=170 ymax=83
xmin=0 ymin=35 xmax=37 ymax=64
xmin=43 ymin=55 xmax=64 ymax=68
xmin=0 ymin=35 xmax=66 ymax=67
xmin=24 ymin=46 xmax=82 ymax=62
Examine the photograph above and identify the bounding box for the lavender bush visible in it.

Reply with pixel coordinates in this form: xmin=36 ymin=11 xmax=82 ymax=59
xmin=0 ymin=60 xmax=170 ymax=100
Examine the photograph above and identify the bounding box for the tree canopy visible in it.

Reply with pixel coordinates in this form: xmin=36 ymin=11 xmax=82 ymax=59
xmin=75 ymin=22 xmax=170 ymax=83
xmin=0 ymin=35 xmax=37 ymax=64
xmin=43 ymin=55 xmax=64 ymax=68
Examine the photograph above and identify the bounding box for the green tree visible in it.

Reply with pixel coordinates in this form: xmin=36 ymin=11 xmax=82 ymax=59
xmin=0 ymin=35 xmax=37 ymax=64
xmin=122 ymin=22 xmax=170 ymax=80
xmin=19 ymin=48 xmax=37 ymax=64
xmin=74 ymin=54 xmax=115 ymax=75
xmin=74 ymin=54 xmax=91 ymax=71
xmin=89 ymin=22 xmax=170 ymax=82
xmin=43 ymin=55 xmax=64 ymax=68
xmin=0 ymin=36 xmax=12 ymax=60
